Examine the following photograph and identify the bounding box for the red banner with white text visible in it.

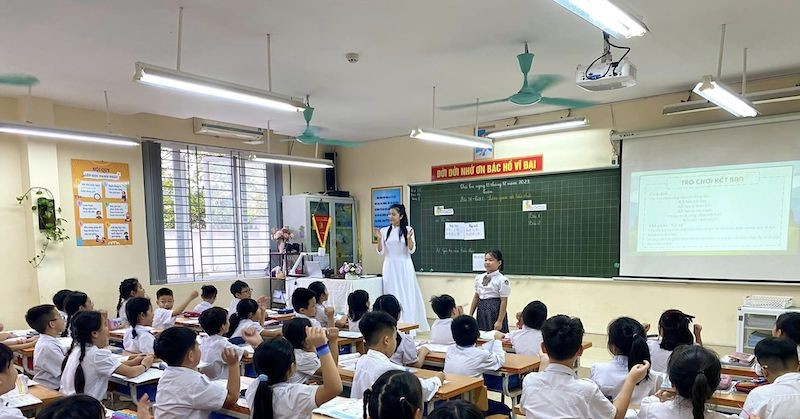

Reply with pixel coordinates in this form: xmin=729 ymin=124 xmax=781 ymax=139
xmin=431 ymin=155 xmax=543 ymax=181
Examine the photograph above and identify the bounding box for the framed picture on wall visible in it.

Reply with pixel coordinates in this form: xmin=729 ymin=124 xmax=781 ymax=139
xmin=473 ymin=129 xmax=493 ymax=160
xmin=371 ymin=186 xmax=403 ymax=243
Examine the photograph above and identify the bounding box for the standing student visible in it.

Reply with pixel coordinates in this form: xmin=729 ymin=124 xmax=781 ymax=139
xmin=193 ymin=285 xmax=217 ymax=313
xmin=502 ymin=300 xmax=547 ymax=356
xmin=373 ymin=203 xmax=429 ymax=331
xmin=351 ymin=311 xmax=443 ymax=402
xmin=739 ymin=337 xmax=800 ymax=418
xmin=292 ymin=287 xmax=322 ymax=327
xmin=520 ymin=315 xmax=649 ymax=419
xmin=429 ymin=295 xmax=459 ymax=345
xmin=198 ymin=307 xmax=244 ymax=381
xmin=62 ymin=291 xmax=94 ymax=337
xmin=347 ymin=290 xmax=370 ymax=332
xmin=637 ymin=345 xmax=737 ymax=419
xmin=469 ymin=250 xmax=510 ymax=332
xmin=0 ymin=343 xmax=25 ymax=419
xmin=123 ymin=297 xmax=156 ymax=354
xmin=53 ymin=289 xmax=72 ymax=321
xmin=228 ymin=280 xmax=251 ymax=315
xmin=153 ymin=288 xmax=200 ymax=329
xmin=225 ymin=298 xmax=280 ymax=339
xmin=364 ymin=370 xmax=424 ymax=419
xmin=60 ymin=311 xmax=153 ymax=401
xmin=591 ymin=317 xmax=661 ymax=404
xmin=308 ymin=281 xmax=336 ymax=327
xmin=373 ymin=295 xmax=428 ymax=368
xmin=282 ymin=318 xmax=339 ymax=384
xmin=117 ymin=278 xmax=145 ymax=322
xmin=24 ymin=304 xmax=67 ymax=390
xmin=646 ymin=309 xmax=702 ymax=374
xmin=154 ymin=327 xmax=241 ymax=419
xmin=246 ymin=329 xmax=343 ymax=419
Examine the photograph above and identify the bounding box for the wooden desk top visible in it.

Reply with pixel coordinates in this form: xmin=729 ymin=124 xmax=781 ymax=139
xmin=424 ymin=351 xmax=540 ymax=375
xmin=469 ymin=340 xmax=593 ymax=354
xmin=338 ymin=367 xmax=482 ymax=400
xmin=721 ymin=364 xmax=758 ymax=378
xmin=398 ymin=323 xmax=419 ymax=333
xmin=27 ymin=385 xmax=63 ymax=409
xmin=18 ymin=347 xmax=35 ymax=357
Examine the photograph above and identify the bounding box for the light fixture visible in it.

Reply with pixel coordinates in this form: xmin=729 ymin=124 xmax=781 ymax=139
xmin=250 ymin=153 xmax=333 ymax=169
xmin=410 ymin=127 xmax=493 ymax=149
xmin=0 ymin=121 xmax=139 ymax=146
xmin=550 ymin=0 xmax=648 ymax=39
xmin=486 ymin=116 xmax=589 ymax=139
xmin=692 ymin=76 xmax=758 ymax=118
xmin=134 ymin=62 xmax=305 ymax=112
xmin=663 ymin=86 xmax=800 ymax=115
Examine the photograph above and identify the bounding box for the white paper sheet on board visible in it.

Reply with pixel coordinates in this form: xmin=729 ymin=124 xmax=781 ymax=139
xmin=445 ymin=222 xmax=465 ymax=240
xmin=472 ymin=253 xmax=485 ymax=271
xmin=464 ymin=221 xmax=485 ymax=240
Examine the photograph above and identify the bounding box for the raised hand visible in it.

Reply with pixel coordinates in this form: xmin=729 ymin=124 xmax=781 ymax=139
xmin=222 ymin=347 xmax=240 ymax=366
xmin=306 ymin=326 xmax=327 ymax=348
xmin=189 ymin=290 xmax=200 ymax=299
xmin=373 ymin=227 xmax=382 ymax=240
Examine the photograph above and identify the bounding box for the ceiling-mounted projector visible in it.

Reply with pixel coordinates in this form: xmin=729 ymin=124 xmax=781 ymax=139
xmin=576 ymin=58 xmax=637 ymax=91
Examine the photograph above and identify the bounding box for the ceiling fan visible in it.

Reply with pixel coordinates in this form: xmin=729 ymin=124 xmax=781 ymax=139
xmin=289 ymin=102 xmax=360 ymax=148
xmin=440 ymin=43 xmax=595 ymax=111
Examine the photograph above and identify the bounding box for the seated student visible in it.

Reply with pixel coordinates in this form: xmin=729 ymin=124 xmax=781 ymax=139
xmin=351 ymin=311 xmax=444 ymax=402
xmin=347 ymin=290 xmax=370 ymax=332
xmin=228 ymin=280 xmax=251 ymax=315
xmin=154 ymin=327 xmax=241 ymax=419
xmin=428 ymin=399 xmax=484 ymax=419
xmin=503 ymin=300 xmax=547 ymax=356
xmin=61 ymin=311 xmax=154 ymax=401
xmin=198 ymin=307 xmax=244 ymax=381
xmin=739 ymin=337 xmax=800 ymax=418
xmin=62 ymin=291 xmax=94 ymax=338
xmin=364 ymin=370 xmax=424 ymax=419
xmin=123 ymin=297 xmax=158 ymax=354
xmin=153 ymin=287 xmax=200 ymax=329
xmin=246 ymin=329 xmax=343 ymax=419
xmin=591 ymin=317 xmax=662 ymax=405
xmin=0 ymin=343 xmax=25 ymax=419
xmin=520 ymin=315 xmax=649 ymax=419
xmin=373 ymin=295 xmax=429 ymax=368
xmin=117 ymin=277 xmax=145 ymax=322
xmin=646 ymin=309 xmax=702 ymax=374
xmin=193 ymin=285 xmax=217 ymax=313
xmin=283 ymin=318 xmax=339 ymax=384
xmin=24 ymin=304 xmax=67 ymax=390
xmin=292 ymin=287 xmax=322 ymax=327
xmin=37 ymin=394 xmax=105 ymax=419
xmin=429 ymin=295 xmax=459 ymax=345
xmin=53 ymin=289 xmax=72 ymax=321
xmin=444 ymin=315 xmax=505 ymax=378
xmin=774 ymin=312 xmax=800 ymax=359
xmin=224 ymin=298 xmax=280 ymax=339
xmin=308 ymin=281 xmax=335 ymax=328
xmin=637 ymin=345 xmax=737 ymax=419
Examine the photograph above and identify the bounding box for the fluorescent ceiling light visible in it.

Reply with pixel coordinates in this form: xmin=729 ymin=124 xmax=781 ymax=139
xmin=0 ymin=121 xmax=139 ymax=146
xmin=410 ymin=127 xmax=493 ymax=149
xmin=692 ymin=76 xmax=758 ymax=118
xmin=251 ymin=153 xmax=333 ymax=169
xmin=663 ymin=86 xmax=800 ymax=115
xmin=134 ymin=62 xmax=306 ymax=112
xmin=551 ymin=0 xmax=648 ymax=39
xmin=487 ymin=117 xmax=589 ymax=139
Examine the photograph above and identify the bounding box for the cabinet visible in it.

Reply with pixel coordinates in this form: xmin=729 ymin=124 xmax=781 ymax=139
xmin=736 ymin=306 xmax=800 ymax=353
xmin=281 ymin=194 xmax=358 ymax=274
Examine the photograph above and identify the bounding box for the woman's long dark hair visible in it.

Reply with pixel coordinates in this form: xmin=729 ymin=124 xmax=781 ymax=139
xmin=364 ymin=370 xmax=422 ymax=419
xmin=385 ymin=204 xmax=409 ymax=245
xmin=607 ymin=317 xmax=651 ymax=379
xmin=61 ymin=311 xmax=104 ymax=394
xmin=252 ymin=337 xmax=295 ymax=419
xmin=659 ymin=309 xmax=696 ymax=351
xmin=62 ymin=292 xmax=89 ymax=338
xmin=125 ymin=297 xmax=152 ymax=339
xmin=117 ymin=277 xmax=140 ymax=312
xmin=668 ymin=345 xmax=721 ymax=419
xmin=348 ymin=290 xmax=370 ymax=322
xmin=224 ymin=298 xmax=259 ymax=338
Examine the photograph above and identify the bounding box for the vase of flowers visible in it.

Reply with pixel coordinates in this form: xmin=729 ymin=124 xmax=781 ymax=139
xmin=339 ymin=261 xmax=363 ymax=280
xmin=271 ymin=226 xmax=294 ymax=254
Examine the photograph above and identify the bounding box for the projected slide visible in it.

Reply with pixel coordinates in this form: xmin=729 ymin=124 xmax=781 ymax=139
xmin=629 ymin=162 xmax=800 ymax=254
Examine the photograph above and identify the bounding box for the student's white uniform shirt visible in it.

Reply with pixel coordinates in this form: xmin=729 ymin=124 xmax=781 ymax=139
xmin=444 ymin=340 xmax=505 ymax=378
xmin=0 ymin=406 xmax=24 ymax=419
xmin=429 ymin=318 xmax=455 ymax=345
xmin=590 ymin=355 xmax=663 ymax=404
xmin=295 ymin=312 xmax=322 ymax=328
xmin=230 ymin=318 xmax=263 ymax=339
xmin=245 ymin=379 xmax=319 ymax=419
xmin=32 ymin=334 xmax=66 ymax=389
xmin=60 ymin=344 xmax=122 ymax=401
xmin=352 ymin=349 xmax=442 ymax=402
xmin=637 ymin=396 xmax=737 ymax=418
xmin=289 ymin=349 xmax=321 ymax=384
xmin=739 ymin=372 xmax=800 ymax=418
xmin=521 ymin=363 xmax=615 ymax=419
xmin=314 ymin=304 xmax=329 ymax=327
xmin=474 ymin=271 xmax=511 ymax=300
xmin=199 ymin=334 xmax=244 ymax=381
xmin=154 ymin=366 xmax=228 ymax=419
xmin=153 ymin=307 xmax=176 ymax=329
xmin=390 ymin=332 xmax=419 ymax=366
xmin=348 ymin=318 xmax=361 ymax=332
xmin=228 ymin=298 xmax=240 ymax=316
xmin=118 ymin=299 xmax=129 ymax=322
xmin=193 ymin=301 xmax=213 ymax=313
xmin=646 ymin=338 xmax=672 ymax=374
xmin=508 ymin=326 xmax=543 ymax=356
xmin=123 ymin=326 xmax=155 ymax=354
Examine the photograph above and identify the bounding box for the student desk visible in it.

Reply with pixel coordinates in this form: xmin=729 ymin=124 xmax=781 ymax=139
xmin=109 ymin=328 xmax=162 ymax=344
xmin=476 ymin=338 xmax=593 ymax=353
xmin=337 ymin=367 xmax=483 ymax=401
xmin=19 ymin=385 xmax=63 ymax=414
xmin=175 ymin=316 xmax=202 ymax=331
xmin=109 ymin=368 xmax=164 ymax=406
xmin=213 ymin=376 xmax=255 ymax=419
xmin=398 ymin=323 xmax=419 ymax=333
xmin=14 ymin=347 xmax=35 ymax=376
xmin=721 ymin=364 xmax=759 ymax=378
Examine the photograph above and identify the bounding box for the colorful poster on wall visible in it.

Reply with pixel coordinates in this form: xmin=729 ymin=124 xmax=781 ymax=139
xmin=71 ymin=159 xmax=132 ymax=246
xmin=372 ymin=186 xmax=403 ymax=243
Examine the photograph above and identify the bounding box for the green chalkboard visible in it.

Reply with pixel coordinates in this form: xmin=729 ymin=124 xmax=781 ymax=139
xmin=410 ymin=168 xmax=620 ymax=277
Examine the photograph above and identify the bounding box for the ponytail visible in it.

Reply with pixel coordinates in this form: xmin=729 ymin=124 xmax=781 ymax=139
xmin=252 ymin=380 xmax=274 ymax=419
xmin=607 ymin=317 xmax=651 ymax=380
xmin=365 ymin=370 xmax=422 ymax=419
xmin=75 ymin=341 xmax=88 ymax=393
xmin=251 ymin=338 xmax=295 ymax=419
xmin=667 ymin=345 xmax=721 ymax=419
xmin=62 ymin=311 xmax=103 ymax=395
xmin=225 ymin=298 xmax=259 ymax=338
xmin=690 ymin=372 xmax=710 ymax=419
xmin=117 ymin=278 xmax=140 ymax=312
xmin=125 ymin=297 xmax=152 ymax=339
xmin=63 ymin=292 xmax=89 ymax=338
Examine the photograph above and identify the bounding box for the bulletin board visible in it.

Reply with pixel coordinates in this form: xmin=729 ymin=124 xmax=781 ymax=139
xmin=371 ymin=186 xmax=403 ymax=243
xmin=71 ymin=159 xmax=132 ymax=246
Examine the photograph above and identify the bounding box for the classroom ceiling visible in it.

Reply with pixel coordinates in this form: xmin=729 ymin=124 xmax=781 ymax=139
xmin=0 ymin=1 xmax=799 ymax=142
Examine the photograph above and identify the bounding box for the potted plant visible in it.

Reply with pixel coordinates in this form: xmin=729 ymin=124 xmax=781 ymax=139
xmin=339 ymin=261 xmax=363 ymax=280
xmin=16 ymin=187 xmax=70 ymax=267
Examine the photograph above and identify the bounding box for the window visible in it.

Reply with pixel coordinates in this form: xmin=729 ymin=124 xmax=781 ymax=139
xmin=148 ymin=143 xmax=279 ymax=283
